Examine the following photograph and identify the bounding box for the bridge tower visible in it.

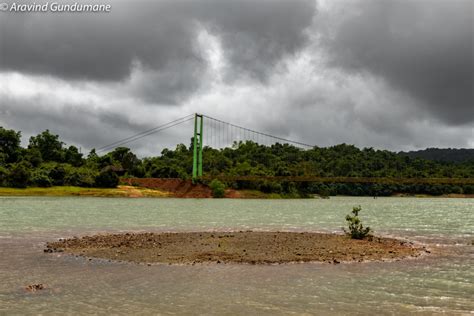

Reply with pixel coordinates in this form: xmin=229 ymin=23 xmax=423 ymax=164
xmin=192 ymin=113 xmax=203 ymax=182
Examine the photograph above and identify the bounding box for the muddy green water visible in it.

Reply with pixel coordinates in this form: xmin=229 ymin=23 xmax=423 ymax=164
xmin=0 ymin=197 xmax=472 ymax=315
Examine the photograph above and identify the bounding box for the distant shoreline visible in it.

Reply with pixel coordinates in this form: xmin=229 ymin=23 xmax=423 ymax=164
xmin=0 ymin=186 xmax=472 ymax=198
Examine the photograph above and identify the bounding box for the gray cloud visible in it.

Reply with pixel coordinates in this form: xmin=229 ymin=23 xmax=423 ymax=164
xmin=196 ymin=0 xmax=315 ymax=81
xmin=0 ymin=0 xmax=315 ymax=103
xmin=0 ymin=92 xmax=195 ymax=156
xmin=320 ymin=0 xmax=474 ymax=125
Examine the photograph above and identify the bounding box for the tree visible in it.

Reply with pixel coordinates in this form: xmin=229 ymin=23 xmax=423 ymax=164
xmin=7 ymin=162 xmax=31 ymax=188
xmin=0 ymin=127 xmax=21 ymax=164
xmin=109 ymin=147 xmax=140 ymax=172
xmin=97 ymin=155 xmax=114 ymax=169
xmin=65 ymin=167 xmax=97 ymax=187
xmin=0 ymin=166 xmax=8 ymax=186
xmin=23 ymin=148 xmax=43 ymax=167
xmin=49 ymin=164 xmax=66 ymax=186
xmin=87 ymin=149 xmax=99 ymax=162
xmin=28 ymin=130 xmax=64 ymax=162
xmin=64 ymin=146 xmax=83 ymax=167
xmin=150 ymin=165 xmax=186 ymax=179
xmin=31 ymin=170 xmax=52 ymax=187
xmin=95 ymin=168 xmax=119 ymax=188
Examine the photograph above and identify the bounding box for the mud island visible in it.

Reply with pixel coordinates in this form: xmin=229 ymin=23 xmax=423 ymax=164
xmin=45 ymin=231 xmax=424 ymax=265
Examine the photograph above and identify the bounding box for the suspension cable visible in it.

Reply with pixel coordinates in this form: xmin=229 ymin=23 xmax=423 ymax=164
xmin=96 ymin=114 xmax=194 ymax=153
xmin=202 ymin=114 xmax=313 ymax=148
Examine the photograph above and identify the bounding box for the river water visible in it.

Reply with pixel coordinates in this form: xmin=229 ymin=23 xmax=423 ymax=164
xmin=0 ymin=197 xmax=472 ymax=315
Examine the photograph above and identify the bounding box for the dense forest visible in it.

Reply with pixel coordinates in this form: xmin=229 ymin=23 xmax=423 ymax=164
xmin=399 ymin=148 xmax=474 ymax=163
xmin=1 ymin=127 xmax=473 ymax=196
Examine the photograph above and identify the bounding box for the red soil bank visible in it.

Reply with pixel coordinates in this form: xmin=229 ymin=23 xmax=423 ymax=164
xmin=121 ymin=178 xmax=213 ymax=198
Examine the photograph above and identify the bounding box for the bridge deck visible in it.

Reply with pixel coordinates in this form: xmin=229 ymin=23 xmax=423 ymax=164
xmin=202 ymin=176 xmax=474 ymax=185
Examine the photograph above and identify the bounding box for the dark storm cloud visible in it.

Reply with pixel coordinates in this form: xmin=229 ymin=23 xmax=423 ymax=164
xmin=0 ymin=0 xmax=316 ymax=103
xmin=0 ymin=93 xmax=194 ymax=155
xmin=0 ymin=0 xmax=207 ymax=104
xmin=1 ymin=94 xmax=143 ymax=145
xmin=321 ymin=0 xmax=474 ymax=125
xmin=195 ymin=0 xmax=315 ymax=81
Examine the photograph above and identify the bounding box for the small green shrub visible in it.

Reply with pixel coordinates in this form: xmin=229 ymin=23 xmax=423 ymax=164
xmin=344 ymin=206 xmax=371 ymax=239
xmin=209 ymin=179 xmax=225 ymax=198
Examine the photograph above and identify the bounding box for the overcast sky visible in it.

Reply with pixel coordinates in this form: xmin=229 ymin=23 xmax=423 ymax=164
xmin=1 ymin=0 xmax=473 ymax=156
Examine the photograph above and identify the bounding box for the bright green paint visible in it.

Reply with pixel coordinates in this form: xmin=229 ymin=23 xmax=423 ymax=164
xmin=192 ymin=113 xmax=203 ymax=182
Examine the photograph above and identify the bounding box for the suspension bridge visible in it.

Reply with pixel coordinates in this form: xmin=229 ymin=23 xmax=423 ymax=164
xmin=96 ymin=113 xmax=474 ymax=185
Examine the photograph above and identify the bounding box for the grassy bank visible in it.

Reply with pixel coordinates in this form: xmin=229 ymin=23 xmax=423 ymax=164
xmin=0 ymin=186 xmax=471 ymax=198
xmin=0 ymin=186 xmax=170 ymax=198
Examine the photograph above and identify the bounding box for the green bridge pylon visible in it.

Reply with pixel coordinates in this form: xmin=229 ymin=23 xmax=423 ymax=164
xmin=192 ymin=113 xmax=203 ymax=183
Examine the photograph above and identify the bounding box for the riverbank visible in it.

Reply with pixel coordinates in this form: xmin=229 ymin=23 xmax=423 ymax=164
xmin=0 ymin=185 xmax=471 ymax=198
xmin=0 ymin=184 xmax=282 ymax=198
xmin=45 ymin=231 xmax=424 ymax=265
xmin=0 ymin=186 xmax=169 ymax=198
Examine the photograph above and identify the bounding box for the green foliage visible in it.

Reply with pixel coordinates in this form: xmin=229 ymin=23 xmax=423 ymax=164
xmin=319 ymin=187 xmax=331 ymax=199
xmin=344 ymin=206 xmax=371 ymax=239
xmin=150 ymin=164 xmax=187 ymax=179
xmin=260 ymin=180 xmax=282 ymax=194
xmin=400 ymin=148 xmax=474 ymax=163
xmin=209 ymin=179 xmax=226 ymax=198
xmin=464 ymin=185 xmax=474 ymax=194
xmin=23 ymin=148 xmax=43 ymax=167
xmin=49 ymin=164 xmax=67 ymax=186
xmin=0 ymin=127 xmax=21 ymax=164
xmin=95 ymin=169 xmax=119 ymax=188
xmin=8 ymin=162 xmax=31 ymax=188
xmin=0 ymin=166 xmax=8 ymax=186
xmin=31 ymin=170 xmax=52 ymax=187
xmin=64 ymin=167 xmax=97 ymax=187
xmin=109 ymin=147 xmax=139 ymax=171
xmin=282 ymin=181 xmax=299 ymax=198
xmin=1 ymin=127 xmax=473 ymax=195
xmin=28 ymin=130 xmax=65 ymax=162
xmin=64 ymin=146 xmax=83 ymax=167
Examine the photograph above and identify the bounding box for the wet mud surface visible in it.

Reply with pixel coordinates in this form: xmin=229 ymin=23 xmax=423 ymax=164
xmin=46 ymin=231 xmax=425 ymax=265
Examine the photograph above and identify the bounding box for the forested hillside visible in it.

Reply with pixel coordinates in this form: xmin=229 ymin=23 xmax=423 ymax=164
xmin=1 ymin=127 xmax=473 ymax=196
xmin=399 ymin=148 xmax=474 ymax=163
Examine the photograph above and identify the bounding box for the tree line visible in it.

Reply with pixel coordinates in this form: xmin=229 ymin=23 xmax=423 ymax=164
xmin=1 ymin=127 xmax=473 ymax=196
xmin=398 ymin=148 xmax=474 ymax=163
